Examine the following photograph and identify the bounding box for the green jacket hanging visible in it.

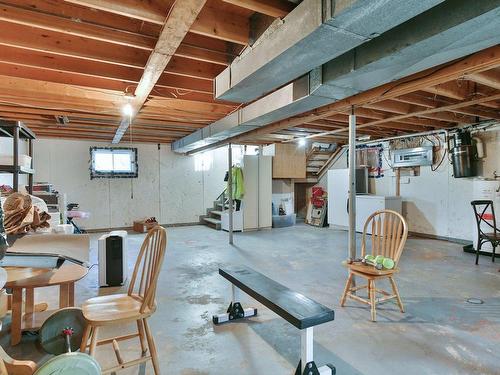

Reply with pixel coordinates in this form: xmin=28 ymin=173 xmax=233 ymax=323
xmin=229 ymin=166 xmax=245 ymax=200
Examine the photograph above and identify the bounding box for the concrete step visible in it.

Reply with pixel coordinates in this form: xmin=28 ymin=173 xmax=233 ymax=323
xmin=216 ymin=202 xmax=229 ymax=209
xmin=203 ymin=217 xmax=222 ymax=230
xmin=210 ymin=210 xmax=223 ymax=216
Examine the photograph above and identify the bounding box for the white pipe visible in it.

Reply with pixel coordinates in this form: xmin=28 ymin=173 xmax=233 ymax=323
xmin=228 ymin=144 xmax=234 ymax=245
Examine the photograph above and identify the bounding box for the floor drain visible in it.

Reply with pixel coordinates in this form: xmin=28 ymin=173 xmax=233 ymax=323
xmin=466 ymin=298 xmax=484 ymax=305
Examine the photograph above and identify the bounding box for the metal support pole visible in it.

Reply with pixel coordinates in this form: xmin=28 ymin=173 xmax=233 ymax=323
xmin=13 ymin=122 xmax=19 ymax=192
xmin=348 ymin=110 xmax=357 ymax=275
xmin=301 ymin=327 xmax=314 ymax=373
xmin=228 ymin=143 xmax=234 ymax=245
xmin=231 ymin=284 xmax=240 ymax=303
xmin=28 ymin=138 xmax=33 ymax=194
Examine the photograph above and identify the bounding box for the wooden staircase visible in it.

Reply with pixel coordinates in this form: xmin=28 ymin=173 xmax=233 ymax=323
xmin=200 ymin=189 xmax=228 ymax=230
xmin=300 ymin=144 xmax=344 ymax=183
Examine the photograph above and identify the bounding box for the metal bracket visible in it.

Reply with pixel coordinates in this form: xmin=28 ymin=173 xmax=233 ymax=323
xmin=212 ymin=302 xmax=257 ymax=325
xmin=295 ymin=361 xmax=336 ymax=375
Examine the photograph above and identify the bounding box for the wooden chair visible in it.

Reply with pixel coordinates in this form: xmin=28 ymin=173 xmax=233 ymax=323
xmin=340 ymin=210 xmax=408 ymax=322
xmin=80 ymin=226 xmax=167 ymax=375
xmin=471 ymin=200 xmax=499 ymax=264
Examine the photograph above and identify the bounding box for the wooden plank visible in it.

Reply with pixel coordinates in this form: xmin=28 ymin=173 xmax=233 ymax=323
xmin=0 ymin=22 xmax=149 ymax=68
xmin=2 ymin=0 xmax=161 ymax=36
xmin=191 ymin=3 xmax=249 ymax=45
xmin=166 ymin=56 xmax=226 ymax=80
xmin=222 ymin=0 xmax=294 ymax=18
xmin=113 ymin=0 xmax=208 ymax=143
xmin=220 ymin=266 xmax=334 ymax=330
xmin=0 ymin=4 xmax=231 ymax=65
xmin=65 ymin=0 xmax=250 ymax=45
xmin=0 ymin=3 xmax=156 ymax=50
xmin=63 ymin=0 xmax=168 ymax=25
xmin=466 ymin=70 xmax=500 ymax=90
xmin=272 ymin=143 xmax=306 ymax=179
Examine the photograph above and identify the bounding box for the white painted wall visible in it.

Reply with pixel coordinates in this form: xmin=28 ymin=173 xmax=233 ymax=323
xmin=322 ymin=128 xmax=500 ymax=241
xmin=33 ymin=139 xmax=229 ymax=230
xmin=0 ymin=137 xmax=28 ymax=188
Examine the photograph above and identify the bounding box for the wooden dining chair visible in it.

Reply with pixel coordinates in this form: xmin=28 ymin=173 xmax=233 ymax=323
xmin=471 ymin=200 xmax=499 ymax=264
xmin=340 ymin=210 xmax=408 ymax=322
xmin=80 ymin=226 xmax=167 ymax=375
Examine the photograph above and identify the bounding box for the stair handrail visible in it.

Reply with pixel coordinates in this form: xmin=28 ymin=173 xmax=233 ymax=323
xmin=216 ymin=188 xmax=227 ymax=206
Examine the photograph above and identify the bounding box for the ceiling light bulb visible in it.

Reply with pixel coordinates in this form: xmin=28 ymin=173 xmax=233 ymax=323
xmin=122 ymin=103 xmax=133 ymax=117
xmin=298 ymin=137 xmax=307 ymax=147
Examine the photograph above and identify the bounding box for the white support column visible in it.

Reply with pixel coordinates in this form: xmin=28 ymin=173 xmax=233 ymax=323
xmin=348 ymin=110 xmax=357 ymax=292
xmin=228 ymin=143 xmax=234 ymax=245
xmin=301 ymin=327 xmax=314 ymax=372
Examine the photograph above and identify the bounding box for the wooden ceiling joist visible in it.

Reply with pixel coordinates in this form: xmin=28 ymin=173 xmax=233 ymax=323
xmin=62 ymin=0 xmax=168 ymax=25
xmin=466 ymin=70 xmax=500 ymax=90
xmin=221 ymin=0 xmax=294 ymax=18
xmin=113 ymin=0 xmax=208 ymax=143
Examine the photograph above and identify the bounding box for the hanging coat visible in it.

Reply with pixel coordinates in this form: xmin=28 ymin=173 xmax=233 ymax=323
xmin=229 ymin=166 xmax=245 ymax=200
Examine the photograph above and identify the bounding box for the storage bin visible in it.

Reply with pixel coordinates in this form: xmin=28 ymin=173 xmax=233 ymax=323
xmin=272 ymin=214 xmax=296 ymax=228
xmin=0 ymin=154 xmax=32 ymax=168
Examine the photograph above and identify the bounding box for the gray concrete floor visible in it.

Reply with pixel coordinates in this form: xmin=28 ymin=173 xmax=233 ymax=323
xmin=2 ymin=224 xmax=500 ymax=375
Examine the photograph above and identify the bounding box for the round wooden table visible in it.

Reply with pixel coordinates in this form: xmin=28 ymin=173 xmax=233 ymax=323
xmin=4 ymin=261 xmax=88 ymax=346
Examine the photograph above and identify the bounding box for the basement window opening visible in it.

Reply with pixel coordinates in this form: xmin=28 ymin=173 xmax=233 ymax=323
xmin=90 ymin=147 xmax=138 ymax=179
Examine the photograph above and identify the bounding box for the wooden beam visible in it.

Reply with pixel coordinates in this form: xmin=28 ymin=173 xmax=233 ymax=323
xmin=191 ymin=3 xmax=249 ymax=45
xmin=363 ymin=100 xmax=474 ymax=124
xmin=2 ymin=0 xmax=161 ymax=36
xmin=63 ymin=0 xmax=168 ymax=25
xmin=0 ymin=21 xmax=148 ymax=68
xmin=221 ymin=0 xmax=294 ymax=18
xmin=0 ymin=3 xmax=156 ymax=50
xmin=166 ymin=56 xmax=225 ymax=80
xmin=0 ymin=4 xmax=231 ymax=65
xmin=466 ymin=70 xmax=500 ymax=90
xmin=65 ymin=0 xmax=250 ymax=45
xmin=113 ymin=0 xmax=208 ymax=143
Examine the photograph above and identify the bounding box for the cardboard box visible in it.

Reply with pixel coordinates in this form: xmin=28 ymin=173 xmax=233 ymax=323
xmin=133 ymin=219 xmax=157 ymax=233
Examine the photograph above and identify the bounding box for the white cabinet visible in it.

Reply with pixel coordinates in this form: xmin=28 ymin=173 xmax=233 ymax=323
xmin=356 ymin=195 xmax=402 ymax=234
xmin=328 ymin=169 xmax=349 ymax=229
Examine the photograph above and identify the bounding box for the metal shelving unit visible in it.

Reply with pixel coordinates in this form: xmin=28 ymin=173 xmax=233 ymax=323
xmin=0 ymin=121 xmax=36 ymax=194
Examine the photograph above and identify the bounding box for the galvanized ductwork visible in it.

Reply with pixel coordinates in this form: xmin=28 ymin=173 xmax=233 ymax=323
xmin=173 ymin=0 xmax=500 ymax=154
xmin=215 ymin=0 xmax=445 ymax=103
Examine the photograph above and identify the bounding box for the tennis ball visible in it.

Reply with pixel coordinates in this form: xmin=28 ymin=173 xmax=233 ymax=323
xmin=383 ymin=258 xmax=395 ymax=269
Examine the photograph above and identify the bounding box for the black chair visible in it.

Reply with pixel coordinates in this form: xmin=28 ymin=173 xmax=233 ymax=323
xmin=471 ymin=200 xmax=499 ymax=264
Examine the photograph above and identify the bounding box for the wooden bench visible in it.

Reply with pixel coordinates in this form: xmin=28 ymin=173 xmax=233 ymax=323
xmin=213 ymin=266 xmax=336 ymax=375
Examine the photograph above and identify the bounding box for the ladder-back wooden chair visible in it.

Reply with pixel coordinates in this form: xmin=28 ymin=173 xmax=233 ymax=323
xmin=471 ymin=200 xmax=499 ymax=264
xmin=340 ymin=210 xmax=408 ymax=322
xmin=80 ymin=226 xmax=167 ymax=375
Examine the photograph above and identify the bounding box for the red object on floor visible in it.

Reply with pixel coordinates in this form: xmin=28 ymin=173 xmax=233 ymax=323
xmin=312 ymin=186 xmax=325 ymax=198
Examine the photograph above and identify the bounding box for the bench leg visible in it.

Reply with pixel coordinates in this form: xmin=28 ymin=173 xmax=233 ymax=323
xmin=295 ymin=327 xmax=336 ymax=375
xmin=213 ymin=285 xmax=257 ymax=325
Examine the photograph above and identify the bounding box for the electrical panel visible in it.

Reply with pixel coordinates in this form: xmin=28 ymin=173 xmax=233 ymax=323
xmin=392 ymin=146 xmax=433 ymax=168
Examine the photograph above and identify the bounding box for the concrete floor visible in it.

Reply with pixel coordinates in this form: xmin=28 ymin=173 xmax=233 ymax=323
xmin=2 ymin=224 xmax=500 ymax=375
